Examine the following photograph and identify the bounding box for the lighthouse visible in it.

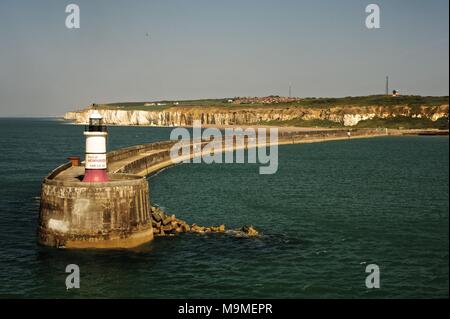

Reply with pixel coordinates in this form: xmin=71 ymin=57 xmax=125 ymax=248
xmin=82 ymin=110 xmax=109 ymax=182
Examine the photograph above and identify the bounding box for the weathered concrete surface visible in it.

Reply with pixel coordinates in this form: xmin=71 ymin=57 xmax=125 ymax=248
xmin=38 ymin=174 xmax=152 ymax=248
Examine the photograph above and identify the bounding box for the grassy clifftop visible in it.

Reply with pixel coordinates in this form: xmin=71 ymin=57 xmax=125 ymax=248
xmin=92 ymin=95 xmax=448 ymax=111
xmin=69 ymin=95 xmax=448 ymax=129
xmin=261 ymin=116 xmax=449 ymax=129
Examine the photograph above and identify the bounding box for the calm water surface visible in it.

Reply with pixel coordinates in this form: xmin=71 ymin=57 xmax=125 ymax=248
xmin=0 ymin=118 xmax=448 ymax=298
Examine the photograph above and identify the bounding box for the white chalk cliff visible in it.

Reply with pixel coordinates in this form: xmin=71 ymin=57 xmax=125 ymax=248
xmin=64 ymin=104 xmax=449 ymax=127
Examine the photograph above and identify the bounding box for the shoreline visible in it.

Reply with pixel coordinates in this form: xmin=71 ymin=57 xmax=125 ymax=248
xmin=60 ymin=118 xmax=448 ymax=136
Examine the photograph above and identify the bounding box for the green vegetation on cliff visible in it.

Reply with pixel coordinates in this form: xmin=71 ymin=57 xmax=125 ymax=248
xmin=259 ymin=118 xmax=345 ymax=128
xmin=259 ymin=116 xmax=448 ymax=129
xmin=355 ymin=116 xmax=449 ymax=129
xmin=295 ymin=95 xmax=448 ymax=108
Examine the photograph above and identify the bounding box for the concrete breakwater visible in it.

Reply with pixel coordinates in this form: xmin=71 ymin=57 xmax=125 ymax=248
xmin=38 ymin=128 xmax=387 ymax=248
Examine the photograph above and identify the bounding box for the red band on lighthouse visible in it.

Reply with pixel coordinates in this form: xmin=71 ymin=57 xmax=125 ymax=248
xmin=82 ymin=109 xmax=109 ymax=183
xmin=83 ymin=168 xmax=109 ymax=182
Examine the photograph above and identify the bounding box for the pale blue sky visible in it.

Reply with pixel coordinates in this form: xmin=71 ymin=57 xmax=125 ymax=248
xmin=0 ymin=0 xmax=448 ymax=116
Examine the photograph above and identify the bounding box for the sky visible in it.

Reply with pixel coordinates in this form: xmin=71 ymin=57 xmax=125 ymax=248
xmin=0 ymin=0 xmax=448 ymax=116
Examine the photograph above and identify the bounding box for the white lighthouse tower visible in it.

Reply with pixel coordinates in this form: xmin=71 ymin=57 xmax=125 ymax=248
xmin=82 ymin=109 xmax=109 ymax=182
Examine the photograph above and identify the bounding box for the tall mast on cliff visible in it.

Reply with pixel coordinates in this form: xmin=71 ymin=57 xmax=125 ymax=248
xmin=385 ymin=76 xmax=389 ymax=95
xmin=82 ymin=108 xmax=109 ymax=182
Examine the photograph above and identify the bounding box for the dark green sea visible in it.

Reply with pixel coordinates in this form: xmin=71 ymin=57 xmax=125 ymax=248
xmin=0 ymin=118 xmax=448 ymax=298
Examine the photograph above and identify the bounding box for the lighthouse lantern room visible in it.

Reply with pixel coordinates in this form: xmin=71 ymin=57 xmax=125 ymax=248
xmin=82 ymin=110 xmax=109 ymax=182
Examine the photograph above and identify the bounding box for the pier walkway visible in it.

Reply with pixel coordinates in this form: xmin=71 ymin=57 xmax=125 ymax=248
xmin=48 ymin=128 xmax=395 ymax=182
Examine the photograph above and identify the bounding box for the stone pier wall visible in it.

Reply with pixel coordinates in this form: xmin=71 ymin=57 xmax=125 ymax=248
xmin=38 ymin=174 xmax=152 ymax=248
xmin=116 ymin=149 xmax=172 ymax=175
xmin=38 ymin=128 xmax=385 ymax=249
xmin=114 ymin=128 xmax=385 ymax=175
xmin=107 ymin=140 xmax=176 ymax=163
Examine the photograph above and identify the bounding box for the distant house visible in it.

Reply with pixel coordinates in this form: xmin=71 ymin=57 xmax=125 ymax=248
xmin=392 ymin=90 xmax=400 ymax=97
xmin=173 ymin=102 xmax=179 ymax=105
xmin=144 ymin=102 xmax=156 ymax=106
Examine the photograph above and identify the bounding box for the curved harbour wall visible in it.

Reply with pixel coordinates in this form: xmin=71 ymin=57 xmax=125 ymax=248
xmin=38 ymin=129 xmax=388 ymax=249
